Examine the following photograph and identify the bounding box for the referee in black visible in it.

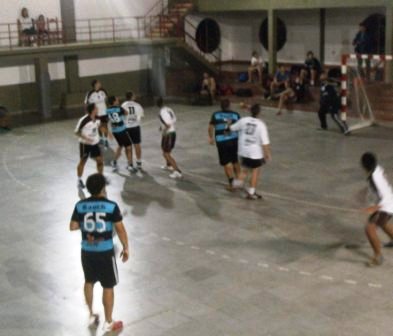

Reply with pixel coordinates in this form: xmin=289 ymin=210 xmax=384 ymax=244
xmin=318 ymin=72 xmax=349 ymax=135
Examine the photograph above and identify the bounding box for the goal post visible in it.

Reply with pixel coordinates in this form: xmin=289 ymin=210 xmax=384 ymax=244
xmin=341 ymin=53 xmax=392 ymax=132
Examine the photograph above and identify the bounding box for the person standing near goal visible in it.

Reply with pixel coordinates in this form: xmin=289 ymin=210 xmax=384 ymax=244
xmin=85 ymin=80 xmax=109 ymax=148
xmin=70 ymin=173 xmax=129 ymax=332
xmin=360 ymin=152 xmax=393 ymax=267
xmin=157 ymin=97 xmax=182 ymax=179
xmin=230 ymin=104 xmax=271 ymax=200
xmin=121 ymin=91 xmax=144 ymax=174
xmin=75 ymin=103 xmax=104 ymax=190
xmin=318 ymin=72 xmax=349 ymax=135
xmin=208 ymin=99 xmax=241 ymax=191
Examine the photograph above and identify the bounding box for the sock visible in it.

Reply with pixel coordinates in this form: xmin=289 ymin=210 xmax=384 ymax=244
xmin=113 ymin=160 xmax=117 ymax=165
xmin=248 ymin=187 xmax=256 ymax=195
xmin=233 ymin=179 xmax=244 ymax=188
xmin=137 ymin=160 xmax=142 ymax=168
xmin=78 ymin=177 xmax=82 ymax=182
xmin=228 ymin=177 xmax=234 ymax=185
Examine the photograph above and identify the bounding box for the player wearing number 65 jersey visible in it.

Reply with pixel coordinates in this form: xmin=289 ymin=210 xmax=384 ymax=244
xmin=70 ymin=173 xmax=129 ymax=332
xmin=106 ymin=96 xmax=133 ymax=173
xmin=121 ymin=91 xmax=144 ymax=173
xmin=230 ymin=104 xmax=271 ymax=200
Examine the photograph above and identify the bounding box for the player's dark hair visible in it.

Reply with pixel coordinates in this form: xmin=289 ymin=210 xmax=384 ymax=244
xmin=126 ymin=91 xmax=134 ymax=100
xmin=86 ymin=103 xmax=96 ymax=115
xmin=107 ymin=96 xmax=117 ymax=106
xmin=86 ymin=173 xmax=106 ymax=196
xmin=91 ymin=79 xmax=98 ymax=88
xmin=156 ymin=97 xmax=164 ymax=108
xmin=361 ymin=152 xmax=377 ymax=173
xmin=307 ymin=51 xmax=314 ymax=57
xmin=250 ymin=104 xmax=261 ymax=117
xmin=221 ymin=99 xmax=230 ymax=111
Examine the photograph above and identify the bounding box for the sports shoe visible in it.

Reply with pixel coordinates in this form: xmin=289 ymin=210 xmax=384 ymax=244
xmin=78 ymin=179 xmax=85 ymax=189
xmin=127 ymin=165 xmax=138 ymax=173
xmin=366 ymin=255 xmax=384 ymax=267
xmin=246 ymin=193 xmax=259 ymax=200
xmin=384 ymin=241 xmax=393 ymax=248
xmin=161 ymin=165 xmax=174 ymax=172
xmin=254 ymin=192 xmax=264 ymax=200
xmin=111 ymin=160 xmax=118 ymax=172
xmin=102 ymin=320 xmax=123 ymax=332
xmin=136 ymin=169 xmax=143 ymax=178
xmin=169 ymin=171 xmax=183 ymax=179
xmin=88 ymin=314 xmax=99 ymax=329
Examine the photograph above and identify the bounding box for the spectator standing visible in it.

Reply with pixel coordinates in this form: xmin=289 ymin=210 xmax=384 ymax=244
xmin=248 ymin=51 xmax=264 ymax=84
xmin=18 ymin=8 xmax=36 ymax=46
xmin=353 ymin=23 xmax=373 ymax=79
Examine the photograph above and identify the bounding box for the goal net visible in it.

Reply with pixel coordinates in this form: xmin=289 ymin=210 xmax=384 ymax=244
xmin=341 ymin=54 xmax=391 ymax=132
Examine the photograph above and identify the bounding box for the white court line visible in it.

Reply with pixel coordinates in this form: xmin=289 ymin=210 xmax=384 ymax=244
xmin=239 ymin=259 xmax=249 ymax=264
xmin=320 ymin=275 xmax=334 ymax=281
xmin=299 ymin=271 xmax=312 ymax=276
xmin=278 ymin=267 xmax=290 ymax=272
xmin=368 ymin=283 xmax=382 ymax=289
xmin=344 ymin=279 xmax=357 ymax=285
xmin=191 ymin=246 xmax=200 ymax=250
xmin=206 ymin=250 xmax=216 ymax=255
xmin=161 ymin=237 xmax=171 ymax=241
xmin=257 ymin=262 xmax=270 ymax=268
xmin=176 ymin=241 xmax=185 ymax=246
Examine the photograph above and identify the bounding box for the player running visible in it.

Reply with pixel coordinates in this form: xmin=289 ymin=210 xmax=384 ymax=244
xmin=361 ymin=152 xmax=393 ymax=266
xmin=70 ymin=173 xmax=129 ymax=332
xmin=75 ymin=103 xmax=103 ymax=190
xmin=157 ymin=97 xmax=182 ymax=179
xmin=121 ymin=91 xmax=144 ymax=174
xmin=230 ymin=104 xmax=271 ymax=200
xmin=106 ymin=96 xmax=133 ymax=173
xmin=84 ymin=80 xmax=109 ymax=148
xmin=208 ymin=99 xmax=241 ymax=191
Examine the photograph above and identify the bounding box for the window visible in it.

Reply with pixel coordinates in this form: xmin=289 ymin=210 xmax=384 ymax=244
xmin=259 ymin=17 xmax=287 ymax=52
xmin=195 ymin=18 xmax=221 ymax=53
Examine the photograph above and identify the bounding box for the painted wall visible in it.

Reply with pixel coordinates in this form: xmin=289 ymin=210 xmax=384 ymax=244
xmin=187 ymin=7 xmax=385 ymax=65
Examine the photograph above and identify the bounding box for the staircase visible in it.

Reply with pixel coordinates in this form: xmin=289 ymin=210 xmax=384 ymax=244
xmin=146 ymin=1 xmax=195 ymax=38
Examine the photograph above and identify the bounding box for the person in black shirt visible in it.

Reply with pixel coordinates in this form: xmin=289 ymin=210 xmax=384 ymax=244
xmin=353 ymin=23 xmax=372 ymax=79
xmin=277 ymin=69 xmax=307 ymax=116
xmin=318 ymin=72 xmax=349 ymax=134
xmin=304 ymin=51 xmax=321 ymax=86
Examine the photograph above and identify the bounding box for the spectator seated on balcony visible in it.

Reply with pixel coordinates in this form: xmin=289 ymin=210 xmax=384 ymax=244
xmin=200 ymin=72 xmax=217 ymax=105
xmin=36 ymin=14 xmax=49 ymax=45
xmin=248 ymin=51 xmax=264 ymax=84
xmin=0 ymin=106 xmax=11 ymax=131
xmin=18 ymin=7 xmax=36 ymax=46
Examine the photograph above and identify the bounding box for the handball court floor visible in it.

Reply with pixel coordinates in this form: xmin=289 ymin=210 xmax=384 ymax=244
xmin=2 ymin=104 xmax=393 ymax=336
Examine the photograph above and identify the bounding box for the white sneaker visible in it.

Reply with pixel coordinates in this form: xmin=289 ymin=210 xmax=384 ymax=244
xmin=103 ymin=320 xmax=123 ymax=332
xmin=136 ymin=169 xmax=143 ymax=178
xmin=169 ymin=171 xmax=183 ymax=179
xmin=161 ymin=165 xmax=174 ymax=172
xmin=88 ymin=314 xmax=99 ymax=329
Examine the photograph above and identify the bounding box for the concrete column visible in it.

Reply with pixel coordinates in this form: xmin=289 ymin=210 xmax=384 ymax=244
xmin=268 ymin=8 xmax=277 ymax=75
xmin=385 ymin=5 xmax=393 ymax=83
xmin=60 ymin=0 xmax=76 ymax=42
xmin=151 ymin=47 xmax=167 ymax=97
xmin=64 ymin=55 xmax=80 ymax=93
xmin=34 ymin=57 xmax=51 ymax=119
xmin=319 ymin=9 xmax=326 ymax=67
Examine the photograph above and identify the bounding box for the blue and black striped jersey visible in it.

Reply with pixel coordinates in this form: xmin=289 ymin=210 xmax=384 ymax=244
xmin=71 ymin=197 xmax=123 ymax=252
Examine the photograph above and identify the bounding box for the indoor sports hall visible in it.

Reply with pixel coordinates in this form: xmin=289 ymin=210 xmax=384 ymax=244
xmin=1 ymin=1 xmax=393 ymax=335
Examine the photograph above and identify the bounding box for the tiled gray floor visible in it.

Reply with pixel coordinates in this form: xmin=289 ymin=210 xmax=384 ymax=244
xmin=2 ymin=105 xmax=393 ymax=335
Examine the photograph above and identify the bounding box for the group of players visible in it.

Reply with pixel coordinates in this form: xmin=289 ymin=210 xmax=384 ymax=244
xmin=69 ymin=77 xmax=393 ymax=333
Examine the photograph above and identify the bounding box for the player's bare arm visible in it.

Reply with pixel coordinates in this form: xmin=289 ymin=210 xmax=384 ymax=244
xmin=69 ymin=220 xmax=80 ymax=231
xmin=114 ymin=221 xmax=129 ymax=262
xmin=208 ymin=124 xmax=215 ymax=145
xmin=263 ymin=144 xmax=272 ymax=161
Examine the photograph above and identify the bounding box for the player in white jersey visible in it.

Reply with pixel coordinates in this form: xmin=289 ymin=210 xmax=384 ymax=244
xmin=121 ymin=91 xmax=144 ymax=173
xmin=75 ymin=103 xmax=104 ymax=189
xmin=230 ymin=104 xmax=271 ymax=200
xmin=157 ymin=97 xmax=182 ymax=179
xmin=84 ymin=80 xmax=109 ymax=148
xmin=361 ymin=152 xmax=393 ymax=266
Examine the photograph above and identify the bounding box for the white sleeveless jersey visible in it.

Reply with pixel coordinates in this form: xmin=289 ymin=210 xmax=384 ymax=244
xmin=75 ymin=115 xmax=100 ymax=145
xmin=121 ymin=101 xmax=144 ymax=128
xmin=84 ymin=89 xmax=107 ymax=117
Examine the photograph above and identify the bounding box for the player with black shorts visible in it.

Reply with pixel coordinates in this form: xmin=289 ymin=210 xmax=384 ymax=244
xmin=208 ymin=99 xmax=240 ymax=190
xmin=75 ymin=103 xmax=103 ymax=190
xmin=230 ymin=104 xmax=272 ymax=200
xmin=158 ymin=97 xmax=182 ymax=179
xmin=70 ymin=173 xmax=129 ymax=332
xmin=121 ymin=91 xmax=144 ymax=174
xmin=106 ymin=96 xmax=133 ymax=172
xmin=318 ymin=72 xmax=349 ymax=135
xmin=85 ymin=80 xmax=109 ymax=148
xmin=360 ymin=152 xmax=393 ymax=266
